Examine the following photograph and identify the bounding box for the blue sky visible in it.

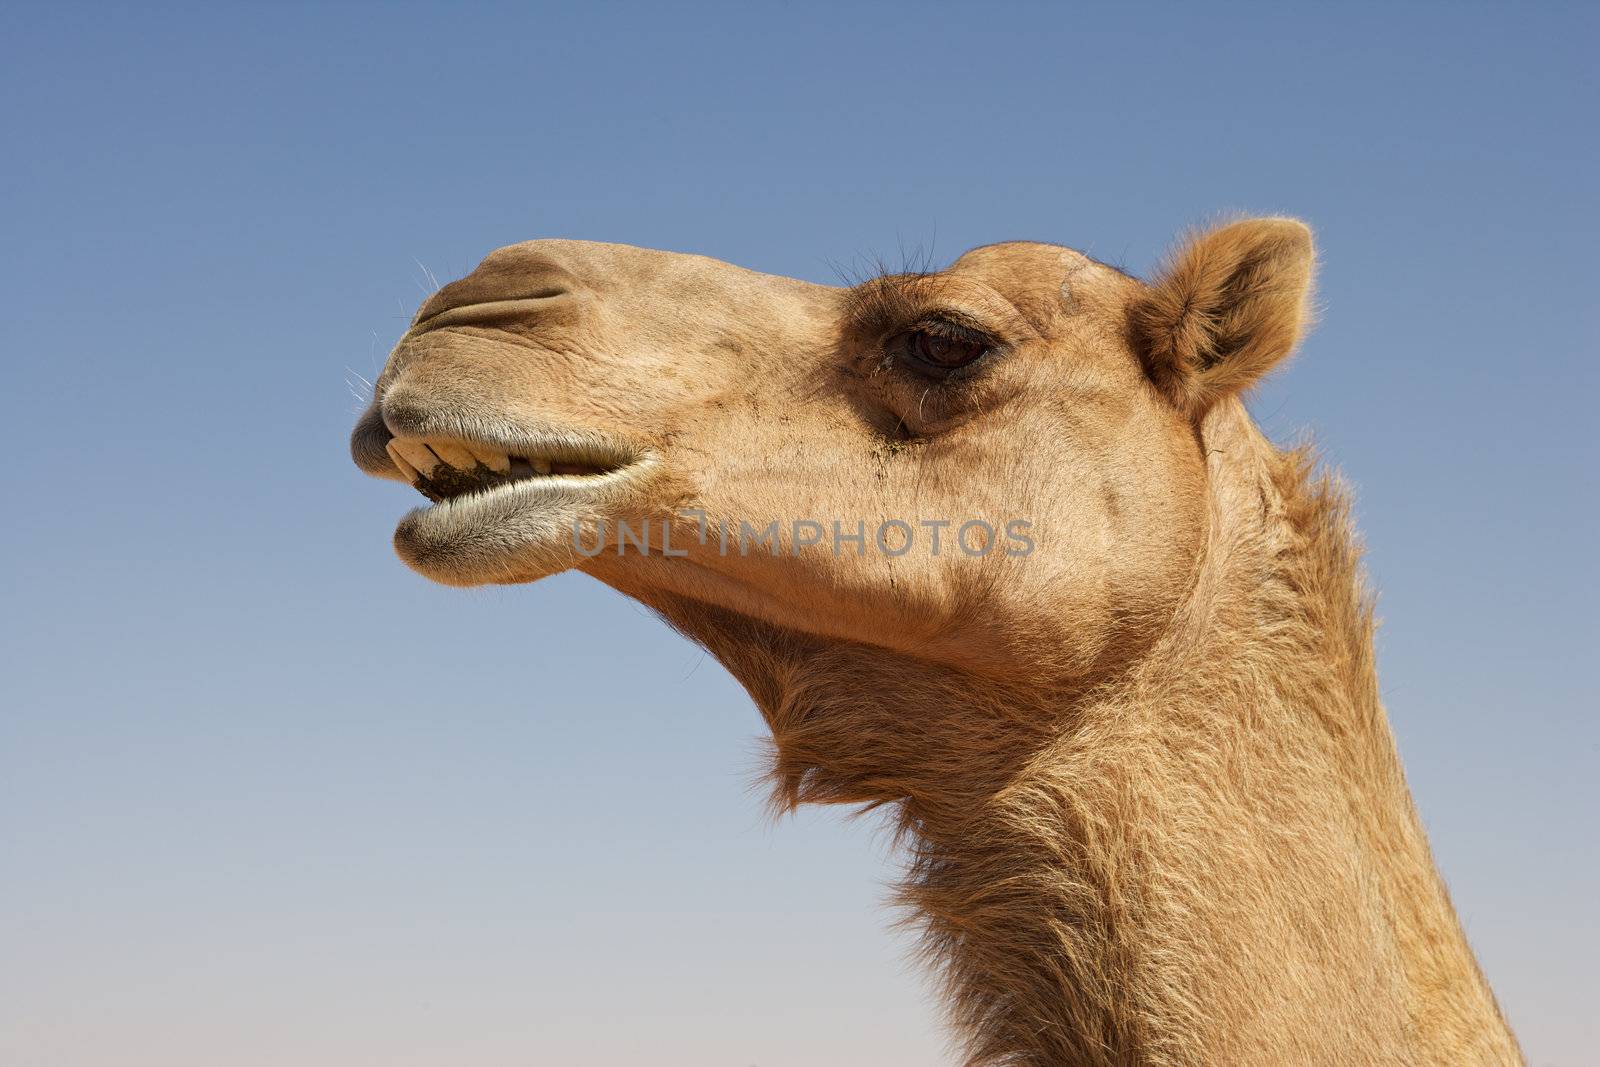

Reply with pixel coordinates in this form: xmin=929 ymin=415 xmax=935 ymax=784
xmin=2 ymin=3 xmax=1595 ymax=1064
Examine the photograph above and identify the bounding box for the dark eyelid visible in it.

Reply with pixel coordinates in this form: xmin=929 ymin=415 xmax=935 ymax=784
xmin=908 ymin=314 xmax=997 ymax=345
xmin=843 ymin=275 xmax=1015 ymax=343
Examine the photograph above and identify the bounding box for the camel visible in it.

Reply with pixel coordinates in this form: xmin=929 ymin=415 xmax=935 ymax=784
xmin=348 ymin=218 xmax=1523 ymax=1065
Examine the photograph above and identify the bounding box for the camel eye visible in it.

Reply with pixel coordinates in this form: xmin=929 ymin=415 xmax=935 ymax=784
xmin=895 ymin=327 xmax=990 ymax=374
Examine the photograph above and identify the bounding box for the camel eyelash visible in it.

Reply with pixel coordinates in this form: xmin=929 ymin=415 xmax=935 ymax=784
xmin=848 ymin=293 xmax=997 ymax=349
xmin=901 ymin=315 xmax=995 ymax=345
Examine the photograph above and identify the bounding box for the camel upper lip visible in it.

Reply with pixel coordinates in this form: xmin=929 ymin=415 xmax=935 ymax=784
xmin=385 ymin=433 xmax=639 ymax=504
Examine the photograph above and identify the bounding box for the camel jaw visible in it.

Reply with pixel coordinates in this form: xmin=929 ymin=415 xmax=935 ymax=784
xmin=383 ymin=431 xmax=656 ymax=587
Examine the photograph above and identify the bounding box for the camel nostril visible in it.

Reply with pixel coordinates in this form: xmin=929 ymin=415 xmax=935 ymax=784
xmin=411 ymin=255 xmax=580 ymax=325
xmin=411 ymin=288 xmax=576 ymax=331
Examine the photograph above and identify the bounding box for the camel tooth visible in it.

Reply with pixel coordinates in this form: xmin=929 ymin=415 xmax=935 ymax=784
xmin=385 ymin=441 xmax=420 ymax=481
xmin=468 ymin=445 xmax=510 ymax=473
xmin=391 ymin=439 xmax=441 ymax=478
xmin=430 ymin=441 xmax=477 ymax=471
xmin=530 ymin=457 xmax=553 ymax=475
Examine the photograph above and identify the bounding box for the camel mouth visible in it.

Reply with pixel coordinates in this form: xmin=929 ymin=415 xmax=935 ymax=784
xmin=383 ymin=431 xmax=655 ymax=587
xmin=384 ymin=436 xmax=634 ymax=504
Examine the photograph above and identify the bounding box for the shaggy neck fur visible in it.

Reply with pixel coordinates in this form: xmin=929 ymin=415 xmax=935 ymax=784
xmin=672 ymin=404 xmax=1519 ymax=1066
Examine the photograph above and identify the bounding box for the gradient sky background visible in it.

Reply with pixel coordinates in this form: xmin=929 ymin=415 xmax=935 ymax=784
xmin=2 ymin=3 xmax=1595 ymax=1065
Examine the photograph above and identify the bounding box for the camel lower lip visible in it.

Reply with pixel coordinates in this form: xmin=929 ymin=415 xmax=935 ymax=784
xmin=391 ymin=460 xmax=654 ymax=586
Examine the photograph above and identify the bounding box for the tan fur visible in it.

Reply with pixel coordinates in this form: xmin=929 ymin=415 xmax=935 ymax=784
xmin=350 ymin=220 xmax=1522 ymax=1065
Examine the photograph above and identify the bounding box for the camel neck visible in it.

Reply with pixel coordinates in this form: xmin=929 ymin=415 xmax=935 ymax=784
xmin=885 ymin=437 xmax=1519 ymax=1065
xmin=676 ymin=408 xmax=1520 ymax=1064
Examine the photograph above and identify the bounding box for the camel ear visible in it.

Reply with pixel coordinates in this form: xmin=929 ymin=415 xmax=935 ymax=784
xmin=1128 ymin=218 xmax=1315 ymax=417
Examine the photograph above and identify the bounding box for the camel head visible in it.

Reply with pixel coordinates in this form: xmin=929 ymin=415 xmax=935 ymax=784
xmin=347 ymin=224 xmax=1530 ymax=1066
xmin=351 ymin=221 xmax=1314 ymax=686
